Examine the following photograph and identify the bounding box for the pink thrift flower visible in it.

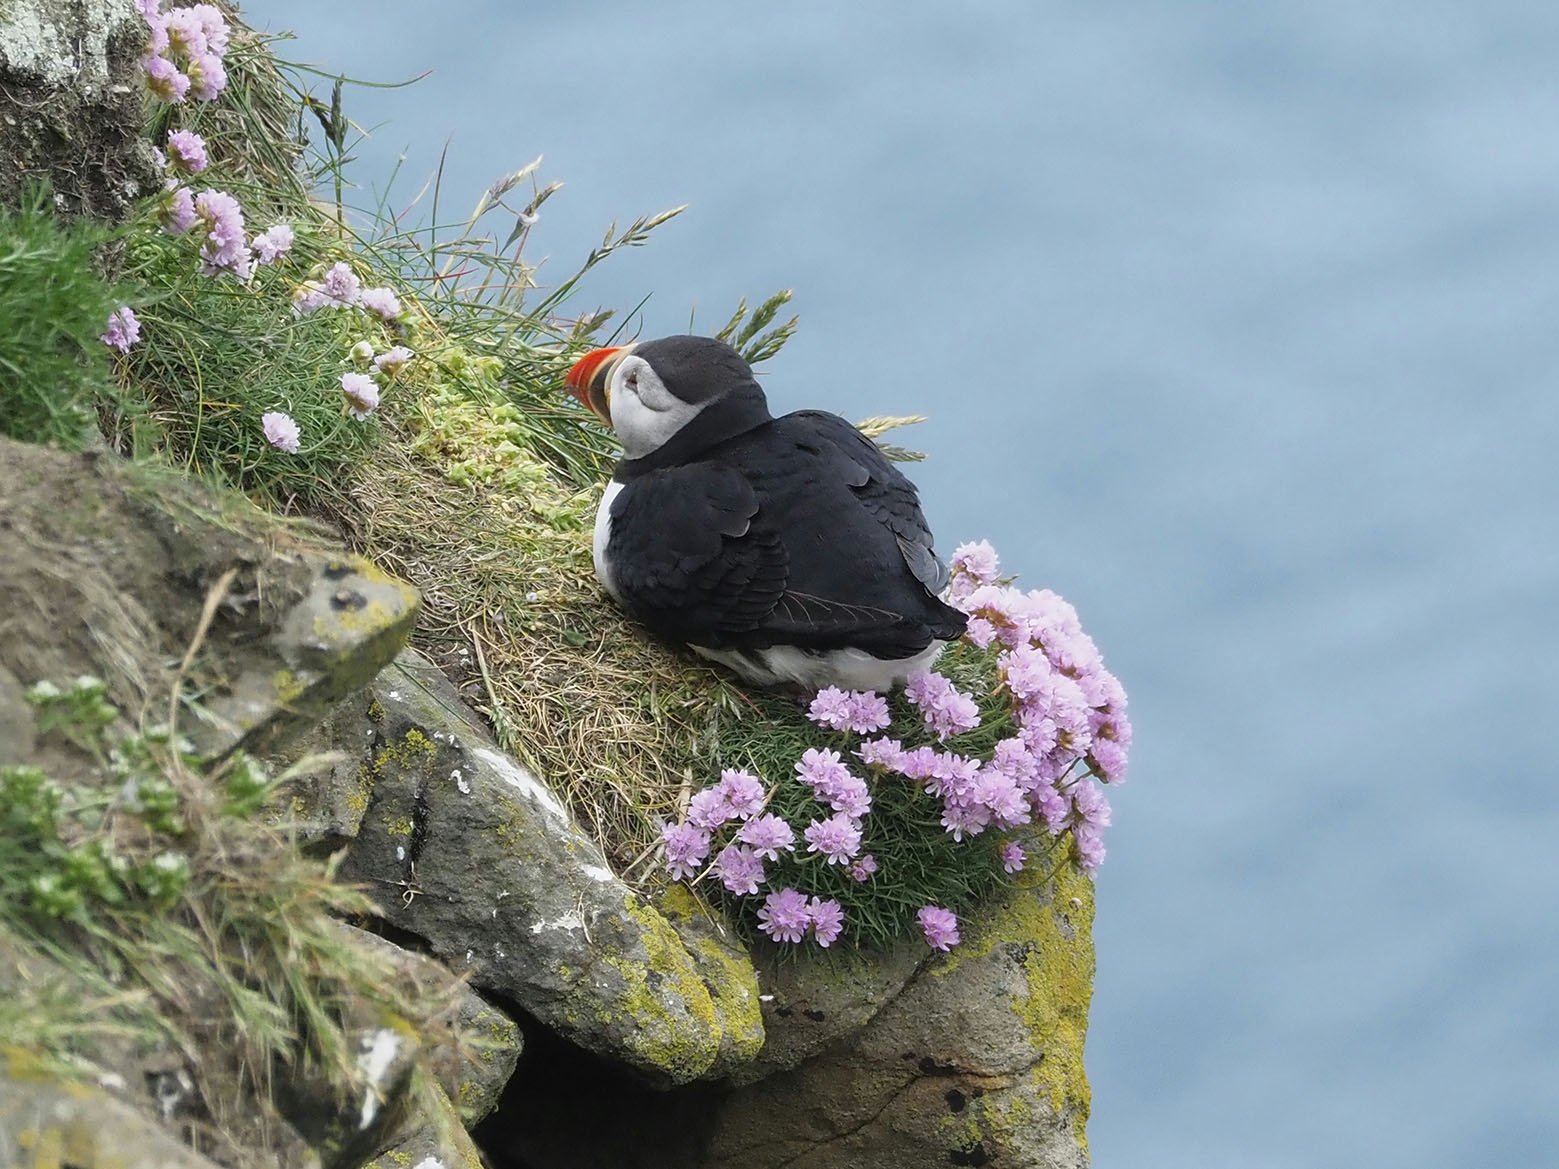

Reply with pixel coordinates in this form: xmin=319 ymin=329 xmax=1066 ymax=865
xmin=357 ymin=286 xmax=402 ymax=322
xmin=715 ymin=844 xmax=766 ymax=896
xmin=917 ymin=905 xmax=961 ymax=952
xmin=251 ymin=223 xmax=295 ymax=266
xmin=925 ymin=751 xmax=981 ymax=801
xmin=808 ymin=897 xmax=845 ymax=947
xmin=795 ymin=746 xmax=852 ymax=793
xmin=372 ymin=345 xmax=414 ymax=376
xmin=1071 ymin=782 xmax=1113 ymax=833
xmin=716 ymin=769 xmax=766 ymax=819
xmin=340 ymin=373 xmax=380 ymax=420
xmin=142 ymin=54 xmax=189 ymax=102
xmin=736 ymin=813 xmax=795 ymax=860
xmin=848 ymin=853 xmax=878 ymax=883
xmin=1033 ymin=781 xmax=1071 ymax=834
xmin=855 ymin=736 xmax=903 ymax=770
xmin=807 ymin=686 xmax=853 ymax=731
xmin=162 ymin=186 xmax=196 ymax=234
xmin=903 ymin=671 xmax=980 ymax=740
xmin=964 ymin=616 xmax=998 ymax=648
xmin=261 ymin=411 xmax=300 ymax=453
xmin=193 ymin=189 xmax=250 ymax=278
xmin=660 ymin=821 xmax=710 ymax=881
xmin=1089 ymin=737 xmax=1129 ymax=785
xmin=975 ymin=769 xmax=1031 ymax=829
xmin=939 ymin=796 xmax=991 ymax=842
xmin=321 ymin=262 xmax=361 ymax=302
xmin=164 ymin=129 xmax=208 ymax=174
xmin=135 ymin=0 xmax=161 ymax=20
xmin=100 ymin=306 xmax=141 ymax=353
xmin=951 ymin=539 xmax=1000 ymax=583
xmin=189 ymin=4 xmax=231 ymax=54
xmin=802 ymin=813 xmax=862 ymax=865
xmin=295 ymin=262 xmax=361 ymax=313
xmin=1000 ymin=840 xmax=1026 ymax=874
xmin=685 ymin=786 xmax=733 ymax=832
xmin=187 ymin=51 xmax=226 ymax=100
xmin=757 ymin=887 xmax=810 ymax=944
xmin=163 ymin=6 xmax=209 ymax=56
xmin=824 ymin=774 xmax=871 ymax=820
xmin=843 ymin=690 xmax=891 ymax=734
xmin=1073 ymin=825 xmax=1106 ymax=873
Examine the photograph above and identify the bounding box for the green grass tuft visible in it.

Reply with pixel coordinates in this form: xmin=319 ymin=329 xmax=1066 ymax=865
xmin=1 ymin=676 xmax=424 ymax=1159
xmin=0 ymin=189 xmax=122 ymax=449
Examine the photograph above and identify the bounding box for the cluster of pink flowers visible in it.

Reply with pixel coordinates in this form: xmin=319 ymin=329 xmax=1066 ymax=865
xmin=293 ymin=262 xmax=402 ymax=323
xmin=807 ymin=687 xmax=891 ymax=734
xmin=259 ymin=288 xmax=412 ymax=453
xmin=158 ymin=175 xmax=294 ymax=282
xmin=947 ymin=539 xmax=1133 ymax=870
xmin=138 ymin=1 xmax=230 ymax=104
xmin=658 ymin=765 xmax=861 ymax=948
xmin=125 ymin=4 xmax=409 ymax=461
xmin=159 ymin=129 xmax=209 ymax=175
xmin=659 ymin=538 xmax=1131 ymax=950
xmin=101 ymin=306 xmax=142 ymax=354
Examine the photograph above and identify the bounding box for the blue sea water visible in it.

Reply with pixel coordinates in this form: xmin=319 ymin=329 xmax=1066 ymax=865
xmin=249 ymin=3 xmax=1559 ymax=1164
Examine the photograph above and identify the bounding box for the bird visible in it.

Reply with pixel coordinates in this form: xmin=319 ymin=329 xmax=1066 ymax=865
xmin=564 ymin=334 xmax=967 ymax=692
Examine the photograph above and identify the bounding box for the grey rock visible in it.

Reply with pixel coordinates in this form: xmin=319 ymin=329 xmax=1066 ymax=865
xmin=725 ymin=932 xmax=924 ymax=1088
xmin=338 ymin=925 xmax=523 ymax=1126
xmin=0 ymin=437 xmax=420 ymax=780
xmin=489 ymin=866 xmax=1097 ymax=1169
xmin=0 ymin=0 xmax=161 ymax=221
xmin=359 ymin=1082 xmax=484 ymax=1169
xmin=697 ymin=866 xmax=1098 ymax=1169
xmin=0 ymin=1058 xmax=236 ymax=1169
xmin=324 ymin=648 xmax=763 ymax=1087
xmin=0 ymin=662 xmax=36 ymax=763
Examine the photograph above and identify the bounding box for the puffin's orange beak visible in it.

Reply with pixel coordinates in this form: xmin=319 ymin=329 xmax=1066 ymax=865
xmin=565 ymin=346 xmax=625 ymax=422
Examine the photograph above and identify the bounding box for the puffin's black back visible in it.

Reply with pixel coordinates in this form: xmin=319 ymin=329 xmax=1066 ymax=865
xmin=604 ymin=390 xmax=966 ymax=658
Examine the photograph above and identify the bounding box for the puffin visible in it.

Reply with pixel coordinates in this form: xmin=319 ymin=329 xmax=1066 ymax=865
xmin=565 ymin=334 xmax=966 ymax=692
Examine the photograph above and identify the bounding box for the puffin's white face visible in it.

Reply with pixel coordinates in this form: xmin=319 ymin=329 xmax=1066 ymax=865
xmin=607 ymin=354 xmax=708 ymax=458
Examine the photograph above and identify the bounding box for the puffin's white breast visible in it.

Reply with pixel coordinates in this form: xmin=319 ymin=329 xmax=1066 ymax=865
xmin=592 ymin=479 xmax=625 ymax=602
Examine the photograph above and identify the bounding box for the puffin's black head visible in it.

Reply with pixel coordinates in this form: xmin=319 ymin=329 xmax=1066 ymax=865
xmin=565 ymin=335 xmax=771 ymax=459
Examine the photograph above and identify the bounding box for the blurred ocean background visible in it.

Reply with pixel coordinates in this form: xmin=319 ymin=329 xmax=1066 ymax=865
xmin=248 ymin=2 xmax=1559 ymax=1165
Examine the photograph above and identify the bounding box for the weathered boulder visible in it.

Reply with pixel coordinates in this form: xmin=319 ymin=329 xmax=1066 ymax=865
xmin=304 ymin=648 xmax=764 ymax=1087
xmin=0 ymin=1055 xmax=237 ymax=1169
xmin=338 ymin=925 xmax=524 ymax=1126
xmin=0 ymin=0 xmax=161 ymax=220
xmin=0 ymin=434 xmax=428 ymax=1166
xmin=725 ymin=928 xmax=926 ymax=1089
xmin=361 ymin=1081 xmax=486 ymax=1169
xmin=0 ymin=437 xmax=420 ymax=773
xmin=693 ymin=865 xmax=1096 ymax=1169
xmin=484 ymin=864 xmax=1096 ymax=1169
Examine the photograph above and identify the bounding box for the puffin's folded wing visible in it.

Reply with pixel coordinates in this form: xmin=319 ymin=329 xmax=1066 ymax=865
xmin=784 ymin=411 xmax=952 ymax=596
xmin=607 ymin=464 xmax=788 ymax=640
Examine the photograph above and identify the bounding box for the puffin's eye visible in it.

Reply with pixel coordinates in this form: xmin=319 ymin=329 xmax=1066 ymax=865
xmin=624 ymin=370 xmax=639 ymax=390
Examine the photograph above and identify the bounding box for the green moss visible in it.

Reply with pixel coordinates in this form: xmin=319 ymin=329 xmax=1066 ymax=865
xmin=271 ymin=668 xmax=308 ymax=705
xmin=936 ymin=859 xmax=1096 ymax=1148
xmin=384 ymin=817 xmax=414 ymax=838
xmin=372 ymin=729 xmax=439 ymax=778
xmin=654 ymin=884 xmax=765 ymax=1064
xmin=590 ymin=895 xmax=722 ymax=1082
xmin=344 ymin=766 xmax=373 ymax=819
